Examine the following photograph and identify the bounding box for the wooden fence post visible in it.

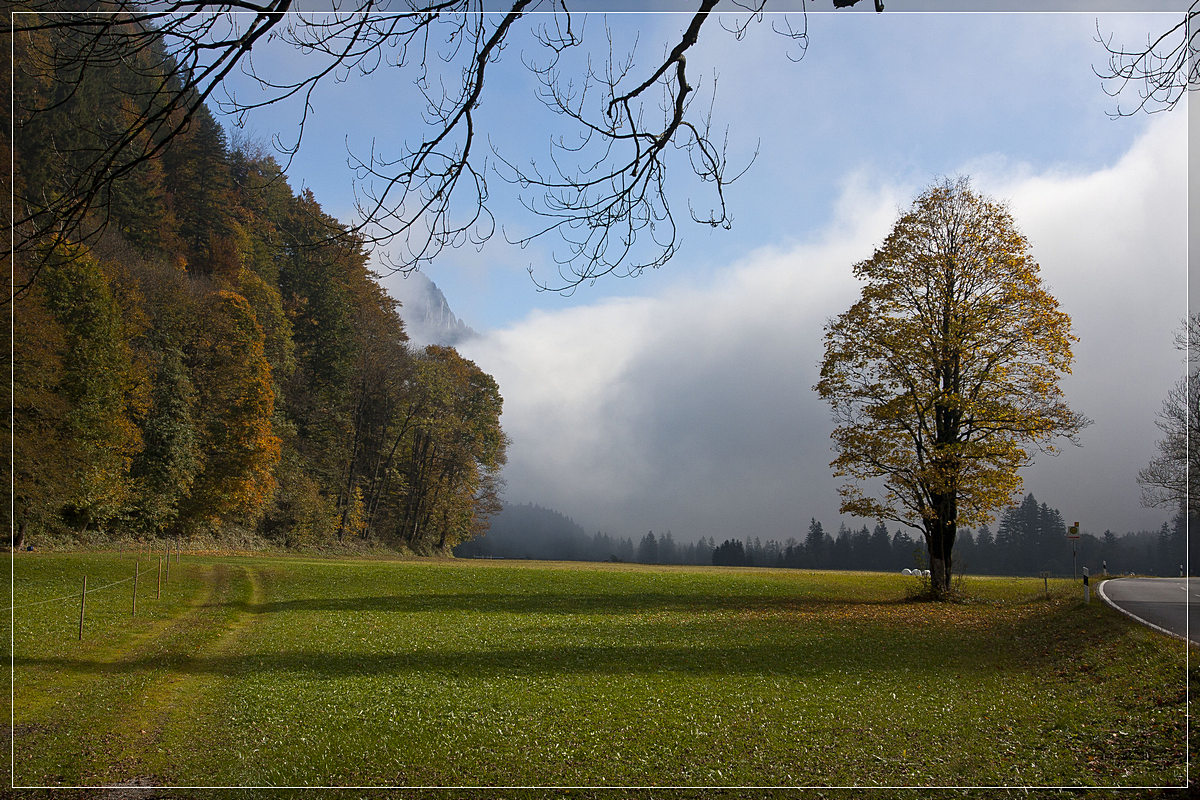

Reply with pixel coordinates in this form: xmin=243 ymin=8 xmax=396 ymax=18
xmin=132 ymin=561 xmax=139 ymax=616
xmin=157 ymin=556 xmax=162 ymax=599
xmin=78 ymin=576 xmax=87 ymax=640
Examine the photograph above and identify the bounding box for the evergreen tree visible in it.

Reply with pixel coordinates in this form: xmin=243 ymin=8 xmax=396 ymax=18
xmin=868 ymin=521 xmax=892 ymax=571
xmin=804 ymin=518 xmax=826 ymax=569
xmin=1036 ymin=502 xmax=1068 ymax=573
xmin=164 ymin=105 xmax=235 ymax=273
xmin=638 ymin=532 xmax=659 ymax=564
xmin=974 ymin=524 xmax=995 ymax=573
xmin=659 ymin=532 xmax=678 ymax=564
xmin=1100 ymin=530 xmax=1119 ymax=573
xmin=128 ymin=341 xmax=201 ymax=536
xmin=848 ymin=525 xmax=871 ymax=569
xmin=954 ymin=529 xmax=976 ymax=573
xmin=713 ymin=539 xmax=747 ymax=567
xmin=996 ymin=495 xmax=1041 ymax=573
xmin=892 ymin=529 xmax=920 ymax=569
xmin=831 ymin=527 xmax=852 ymax=570
xmin=40 ymin=244 xmax=148 ymax=532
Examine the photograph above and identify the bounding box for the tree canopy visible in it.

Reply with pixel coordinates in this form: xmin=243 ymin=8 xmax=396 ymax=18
xmin=816 ymin=178 xmax=1090 ymax=596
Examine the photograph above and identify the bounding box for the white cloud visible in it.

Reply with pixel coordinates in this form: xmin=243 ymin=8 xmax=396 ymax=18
xmin=981 ymin=112 xmax=1189 ymax=533
xmin=461 ymin=112 xmax=1187 ymax=541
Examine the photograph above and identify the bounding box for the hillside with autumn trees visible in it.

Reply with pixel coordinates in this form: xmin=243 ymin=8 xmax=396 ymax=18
xmin=7 ymin=14 xmax=507 ymax=553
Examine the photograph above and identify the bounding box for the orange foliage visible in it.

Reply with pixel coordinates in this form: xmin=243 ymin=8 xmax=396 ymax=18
xmin=184 ymin=290 xmax=281 ymax=526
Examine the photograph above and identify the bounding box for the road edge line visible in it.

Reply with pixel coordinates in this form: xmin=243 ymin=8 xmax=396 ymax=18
xmin=1097 ymin=577 xmax=1196 ymax=646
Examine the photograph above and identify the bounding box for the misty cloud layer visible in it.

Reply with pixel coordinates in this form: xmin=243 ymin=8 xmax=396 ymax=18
xmin=460 ymin=113 xmax=1186 ymax=543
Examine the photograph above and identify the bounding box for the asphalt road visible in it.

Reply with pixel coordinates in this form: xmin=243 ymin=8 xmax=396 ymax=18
xmin=1097 ymin=577 xmax=1198 ymax=644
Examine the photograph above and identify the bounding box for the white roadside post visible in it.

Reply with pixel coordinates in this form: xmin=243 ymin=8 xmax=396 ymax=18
xmin=1082 ymin=566 xmax=1090 ymax=604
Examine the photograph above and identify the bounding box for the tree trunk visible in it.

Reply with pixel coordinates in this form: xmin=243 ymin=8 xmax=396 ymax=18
xmin=930 ymin=551 xmax=950 ymax=596
xmin=336 ymin=380 xmax=370 ymax=537
xmin=926 ymin=492 xmax=957 ymax=597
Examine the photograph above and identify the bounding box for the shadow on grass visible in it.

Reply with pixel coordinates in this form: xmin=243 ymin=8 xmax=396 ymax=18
xmin=12 ymin=637 xmax=985 ymax=681
xmin=219 ymin=590 xmax=910 ymax=617
xmin=13 ymin=599 xmax=1104 ymax=682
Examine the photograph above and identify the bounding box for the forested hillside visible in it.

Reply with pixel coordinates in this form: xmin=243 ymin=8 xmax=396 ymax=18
xmin=7 ymin=11 xmax=507 ymax=552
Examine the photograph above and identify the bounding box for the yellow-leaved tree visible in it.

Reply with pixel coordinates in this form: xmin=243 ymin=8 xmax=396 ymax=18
xmin=816 ymin=178 xmax=1089 ymax=596
xmin=182 ymin=290 xmax=281 ymax=530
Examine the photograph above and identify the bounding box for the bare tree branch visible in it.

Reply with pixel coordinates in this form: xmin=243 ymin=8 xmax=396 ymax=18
xmin=9 ymin=0 xmax=872 ymax=296
xmin=1138 ymin=313 xmax=1200 ymax=515
xmin=1094 ymin=2 xmax=1198 ymax=116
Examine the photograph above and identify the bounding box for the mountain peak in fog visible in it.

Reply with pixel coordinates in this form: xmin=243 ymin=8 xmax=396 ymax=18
xmin=393 ymin=272 xmax=476 ymax=348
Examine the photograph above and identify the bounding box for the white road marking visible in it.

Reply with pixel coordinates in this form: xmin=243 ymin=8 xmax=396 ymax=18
xmin=1097 ymin=579 xmax=1196 ymax=646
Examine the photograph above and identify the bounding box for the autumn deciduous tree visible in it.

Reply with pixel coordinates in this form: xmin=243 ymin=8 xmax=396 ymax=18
xmin=392 ymin=346 xmax=508 ymax=552
xmin=8 ymin=271 xmax=71 ymax=547
xmin=183 ymin=290 xmax=281 ymax=528
xmin=816 ymin=178 xmax=1089 ymax=596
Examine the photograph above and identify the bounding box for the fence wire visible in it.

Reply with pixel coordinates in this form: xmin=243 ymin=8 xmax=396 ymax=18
xmin=6 ymin=573 xmax=138 ymax=611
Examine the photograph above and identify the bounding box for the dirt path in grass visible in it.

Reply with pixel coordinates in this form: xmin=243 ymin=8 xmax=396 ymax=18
xmin=11 ymin=561 xmax=224 ymax=785
xmin=81 ymin=560 xmax=268 ymax=785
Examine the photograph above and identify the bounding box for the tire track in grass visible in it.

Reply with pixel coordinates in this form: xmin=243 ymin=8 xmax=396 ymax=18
xmin=11 ymin=559 xmax=264 ymax=786
xmin=11 ymin=555 xmax=213 ymax=722
xmin=98 ymin=561 xmax=268 ymax=785
xmin=58 ymin=561 xmax=233 ymax=785
xmin=11 ymin=558 xmax=220 ymax=786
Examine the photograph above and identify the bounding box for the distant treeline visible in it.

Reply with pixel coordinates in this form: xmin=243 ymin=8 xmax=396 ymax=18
xmin=11 ymin=16 xmax=506 ymax=553
xmin=458 ymin=497 xmax=1190 ymax=578
xmin=454 ymin=504 xmax=717 ymax=565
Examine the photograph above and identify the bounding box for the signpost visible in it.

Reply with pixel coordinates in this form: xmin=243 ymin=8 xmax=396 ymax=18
xmin=1067 ymin=521 xmax=1080 ymax=582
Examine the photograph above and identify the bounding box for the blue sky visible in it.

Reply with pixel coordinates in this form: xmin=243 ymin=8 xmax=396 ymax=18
xmin=224 ymin=9 xmax=1163 ymax=324
xmin=218 ymin=7 xmax=1189 ymax=544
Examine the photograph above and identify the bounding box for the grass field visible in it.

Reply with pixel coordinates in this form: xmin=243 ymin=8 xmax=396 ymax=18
xmin=4 ymin=552 xmax=1192 ymax=793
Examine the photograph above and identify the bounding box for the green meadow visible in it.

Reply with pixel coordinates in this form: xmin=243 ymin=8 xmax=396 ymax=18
xmin=4 ymin=552 xmax=1190 ymax=792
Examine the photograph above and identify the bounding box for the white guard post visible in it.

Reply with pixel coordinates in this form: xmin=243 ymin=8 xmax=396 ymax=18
xmin=1082 ymin=567 xmax=1090 ymax=604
